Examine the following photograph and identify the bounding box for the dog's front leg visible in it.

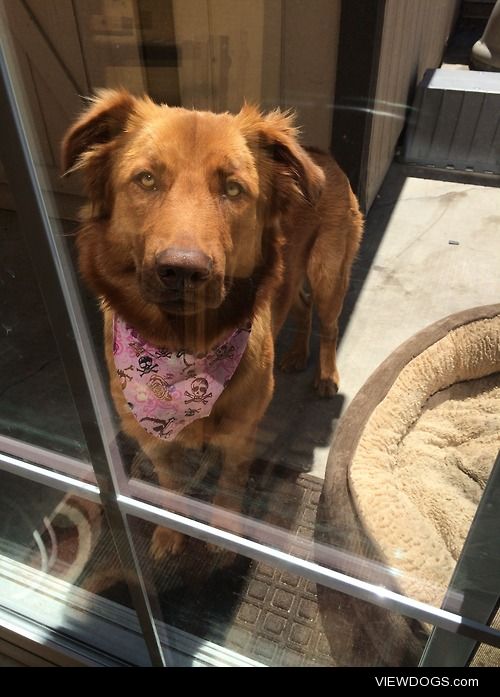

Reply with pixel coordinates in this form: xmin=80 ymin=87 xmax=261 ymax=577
xmin=140 ymin=439 xmax=192 ymax=559
xmin=208 ymin=422 xmax=258 ymax=540
xmin=144 ymin=429 xmax=254 ymax=558
xmin=205 ymin=346 xmax=275 ymax=547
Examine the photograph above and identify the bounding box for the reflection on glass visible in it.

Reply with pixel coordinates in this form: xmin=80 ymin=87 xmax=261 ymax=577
xmin=1 ymin=0 xmax=499 ymax=668
xmin=0 ymin=470 xmax=119 ymax=599
xmin=122 ymin=517 xmax=334 ymax=667
xmin=116 ymin=519 xmax=429 ymax=667
xmin=0 ymin=206 xmax=89 ymax=460
xmin=0 ymin=470 xmax=154 ymax=665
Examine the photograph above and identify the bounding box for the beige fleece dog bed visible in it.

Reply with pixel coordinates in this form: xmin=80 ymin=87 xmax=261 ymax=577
xmin=318 ymin=304 xmax=500 ymax=665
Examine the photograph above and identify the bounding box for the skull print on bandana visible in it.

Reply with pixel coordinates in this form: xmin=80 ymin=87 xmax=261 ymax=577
xmin=113 ymin=315 xmax=251 ymax=441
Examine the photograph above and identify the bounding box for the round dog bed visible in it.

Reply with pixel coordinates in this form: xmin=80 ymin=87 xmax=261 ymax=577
xmin=317 ymin=304 xmax=500 ymax=666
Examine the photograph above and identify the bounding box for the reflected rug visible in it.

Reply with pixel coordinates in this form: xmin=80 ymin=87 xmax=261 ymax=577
xmin=25 ymin=470 xmax=334 ymax=667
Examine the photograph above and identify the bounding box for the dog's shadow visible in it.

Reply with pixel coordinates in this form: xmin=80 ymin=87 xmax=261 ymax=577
xmin=258 ymin=319 xmax=345 ymax=464
xmin=118 ymin=321 xmax=344 ymax=531
xmin=81 ymin=317 xmax=344 ymax=664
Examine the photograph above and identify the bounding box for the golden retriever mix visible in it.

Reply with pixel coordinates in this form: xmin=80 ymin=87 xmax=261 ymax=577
xmin=62 ymin=90 xmax=363 ymax=557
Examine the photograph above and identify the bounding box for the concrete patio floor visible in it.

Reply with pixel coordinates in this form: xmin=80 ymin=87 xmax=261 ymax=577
xmin=319 ymin=165 xmax=500 ymax=478
xmin=259 ymin=163 xmax=500 ymax=480
xmin=339 ymin=165 xmax=500 ymax=413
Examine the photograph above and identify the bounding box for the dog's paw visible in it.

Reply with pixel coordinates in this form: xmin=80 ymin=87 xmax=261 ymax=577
xmin=150 ymin=526 xmax=186 ymax=560
xmin=205 ymin=540 xmax=224 ymax=556
xmin=205 ymin=541 xmax=240 ymax=567
xmin=314 ymin=375 xmax=339 ymax=398
xmin=279 ymin=349 xmax=309 ymax=373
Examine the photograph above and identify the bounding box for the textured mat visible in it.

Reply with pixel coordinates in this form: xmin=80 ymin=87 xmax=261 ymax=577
xmin=79 ymin=469 xmax=334 ymax=667
xmin=221 ymin=475 xmax=333 ymax=666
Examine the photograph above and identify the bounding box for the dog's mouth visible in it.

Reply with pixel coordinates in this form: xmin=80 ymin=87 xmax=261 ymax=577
xmin=159 ymin=294 xmax=208 ymax=315
xmin=140 ymin=273 xmax=227 ymax=316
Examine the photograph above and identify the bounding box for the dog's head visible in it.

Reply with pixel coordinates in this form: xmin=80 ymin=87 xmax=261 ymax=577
xmin=62 ymin=90 xmax=324 ymax=323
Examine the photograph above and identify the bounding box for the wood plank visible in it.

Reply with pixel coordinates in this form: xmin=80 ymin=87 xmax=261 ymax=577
xmin=365 ymin=0 xmax=461 ymax=210
xmin=72 ymin=0 xmax=146 ymax=92
xmin=26 ymin=0 xmax=88 ymax=92
xmin=172 ymin=0 xmax=280 ymax=114
xmin=280 ymin=0 xmax=340 ymax=148
xmin=3 ymin=0 xmax=84 ymax=178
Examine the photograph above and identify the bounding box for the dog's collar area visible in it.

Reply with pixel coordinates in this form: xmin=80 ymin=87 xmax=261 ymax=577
xmin=112 ymin=315 xmax=251 ymax=441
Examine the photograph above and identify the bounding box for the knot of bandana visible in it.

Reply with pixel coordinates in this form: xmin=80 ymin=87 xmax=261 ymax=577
xmin=112 ymin=315 xmax=251 ymax=441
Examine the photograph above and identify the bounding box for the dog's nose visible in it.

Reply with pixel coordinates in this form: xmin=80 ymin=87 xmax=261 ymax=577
xmin=155 ymin=248 xmax=213 ymax=289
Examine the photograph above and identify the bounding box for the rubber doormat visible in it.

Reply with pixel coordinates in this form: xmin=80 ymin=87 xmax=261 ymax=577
xmin=222 ymin=474 xmax=333 ymax=666
xmin=81 ymin=472 xmax=335 ymax=667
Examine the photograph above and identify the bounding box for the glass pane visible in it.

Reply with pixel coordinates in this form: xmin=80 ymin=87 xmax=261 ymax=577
xmin=122 ymin=518 xmax=335 ymax=666
xmin=1 ymin=0 xmax=499 ymax=666
xmin=120 ymin=520 xmax=435 ymax=667
xmin=0 ymin=469 xmax=150 ymax=665
xmin=0 ymin=199 xmax=89 ymax=462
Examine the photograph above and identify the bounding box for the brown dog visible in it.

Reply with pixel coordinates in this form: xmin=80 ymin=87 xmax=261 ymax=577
xmin=62 ymin=90 xmax=363 ymax=557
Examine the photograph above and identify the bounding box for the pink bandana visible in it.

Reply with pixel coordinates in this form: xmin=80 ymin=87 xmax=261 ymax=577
xmin=112 ymin=315 xmax=251 ymax=441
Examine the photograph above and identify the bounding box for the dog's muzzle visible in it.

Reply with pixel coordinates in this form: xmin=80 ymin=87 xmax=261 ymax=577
xmin=140 ymin=247 xmax=224 ymax=313
xmin=155 ymin=247 xmax=213 ymax=291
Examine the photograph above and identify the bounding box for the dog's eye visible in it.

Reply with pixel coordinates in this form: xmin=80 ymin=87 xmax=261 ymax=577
xmin=136 ymin=171 xmax=157 ymax=191
xmin=224 ymin=179 xmax=244 ymax=198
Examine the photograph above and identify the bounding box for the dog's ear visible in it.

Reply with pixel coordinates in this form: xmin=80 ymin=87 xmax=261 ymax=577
xmin=62 ymin=89 xmax=137 ymax=172
xmin=61 ymin=89 xmax=138 ymax=216
xmin=237 ymin=104 xmax=325 ymax=209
